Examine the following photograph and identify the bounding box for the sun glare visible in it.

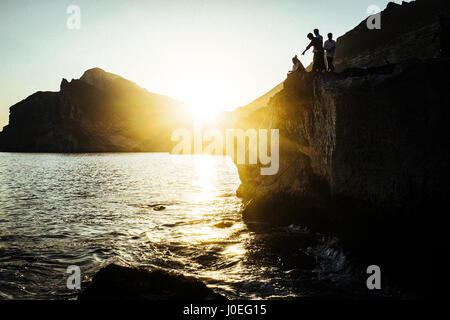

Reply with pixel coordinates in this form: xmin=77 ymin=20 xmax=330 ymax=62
xmin=167 ymin=76 xmax=234 ymax=122
xmin=192 ymin=155 xmax=216 ymax=201
xmin=188 ymin=101 xmax=218 ymax=121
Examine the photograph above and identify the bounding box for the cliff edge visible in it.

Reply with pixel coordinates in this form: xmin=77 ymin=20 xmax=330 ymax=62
xmin=233 ymin=1 xmax=448 ymax=295
xmin=235 ymin=60 xmax=447 ymax=294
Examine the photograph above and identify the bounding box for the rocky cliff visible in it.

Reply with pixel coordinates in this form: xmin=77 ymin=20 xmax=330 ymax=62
xmin=233 ymin=1 xmax=448 ymax=295
xmin=0 ymin=68 xmax=187 ymax=152
xmin=237 ymin=58 xmax=448 ymax=218
xmin=334 ymin=0 xmax=450 ymax=71
xmin=236 ymin=59 xmax=447 ymax=294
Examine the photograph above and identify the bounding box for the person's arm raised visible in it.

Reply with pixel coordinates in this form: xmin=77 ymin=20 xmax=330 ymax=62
xmin=302 ymin=41 xmax=312 ymax=55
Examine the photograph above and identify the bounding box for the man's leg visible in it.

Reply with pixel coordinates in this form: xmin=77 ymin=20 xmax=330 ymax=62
xmin=320 ymin=53 xmax=326 ymax=72
xmin=312 ymin=53 xmax=319 ymax=72
xmin=314 ymin=53 xmax=325 ymax=72
xmin=327 ymin=56 xmax=335 ymax=72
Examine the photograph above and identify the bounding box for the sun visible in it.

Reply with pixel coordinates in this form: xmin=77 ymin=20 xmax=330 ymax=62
xmin=187 ymin=100 xmax=218 ymax=121
xmin=169 ymin=76 xmax=233 ymax=123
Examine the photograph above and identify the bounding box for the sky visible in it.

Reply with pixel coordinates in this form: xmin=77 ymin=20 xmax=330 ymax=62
xmin=0 ymin=0 xmax=404 ymax=128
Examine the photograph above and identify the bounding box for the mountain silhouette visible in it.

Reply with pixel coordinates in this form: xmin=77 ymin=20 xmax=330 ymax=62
xmin=233 ymin=82 xmax=283 ymax=118
xmin=0 ymin=68 xmax=189 ymax=152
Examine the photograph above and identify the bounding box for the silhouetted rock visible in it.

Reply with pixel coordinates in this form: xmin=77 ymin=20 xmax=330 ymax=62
xmin=78 ymin=264 xmax=226 ymax=300
xmin=233 ymin=2 xmax=448 ymax=296
xmin=334 ymin=0 xmax=450 ymax=71
xmin=235 ymin=59 xmax=448 ymax=296
xmin=0 ymin=68 xmax=188 ymax=152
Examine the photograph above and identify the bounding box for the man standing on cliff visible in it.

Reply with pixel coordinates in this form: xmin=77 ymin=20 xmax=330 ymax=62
xmin=313 ymin=29 xmax=323 ymax=45
xmin=324 ymin=33 xmax=336 ymax=72
xmin=302 ymin=33 xmax=325 ymax=72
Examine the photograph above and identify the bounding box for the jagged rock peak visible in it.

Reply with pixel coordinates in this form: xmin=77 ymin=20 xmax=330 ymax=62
xmin=60 ymin=78 xmax=70 ymax=90
xmin=80 ymin=67 xmax=121 ymax=90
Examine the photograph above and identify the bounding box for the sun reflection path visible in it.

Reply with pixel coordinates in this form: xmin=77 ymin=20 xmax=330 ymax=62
xmin=159 ymin=154 xmax=251 ymax=290
xmin=191 ymin=155 xmax=216 ymax=202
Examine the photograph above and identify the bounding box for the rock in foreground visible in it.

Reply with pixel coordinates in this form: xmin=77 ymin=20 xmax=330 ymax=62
xmin=78 ymin=264 xmax=226 ymax=300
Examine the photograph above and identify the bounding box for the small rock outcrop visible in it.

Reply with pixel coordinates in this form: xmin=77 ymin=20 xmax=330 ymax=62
xmin=78 ymin=264 xmax=226 ymax=300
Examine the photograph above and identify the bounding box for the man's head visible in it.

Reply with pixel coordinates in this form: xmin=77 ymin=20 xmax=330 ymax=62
xmin=314 ymin=29 xmax=319 ymax=36
xmin=307 ymin=33 xmax=314 ymax=40
xmin=328 ymin=33 xmax=333 ymax=40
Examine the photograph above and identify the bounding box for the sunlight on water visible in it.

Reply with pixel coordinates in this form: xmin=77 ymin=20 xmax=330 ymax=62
xmin=192 ymin=155 xmax=216 ymax=202
xmin=222 ymin=243 xmax=247 ymax=257
xmin=0 ymin=152 xmax=349 ymax=300
xmin=0 ymin=153 xmax=255 ymax=299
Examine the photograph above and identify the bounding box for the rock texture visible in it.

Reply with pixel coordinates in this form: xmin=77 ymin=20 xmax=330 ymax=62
xmin=0 ymin=68 xmax=187 ymax=152
xmin=235 ymin=60 xmax=448 ymax=294
xmin=237 ymin=59 xmax=449 ymax=218
xmin=334 ymin=0 xmax=450 ymax=71
xmin=234 ymin=1 xmax=448 ymax=295
xmin=78 ymin=264 xmax=226 ymax=300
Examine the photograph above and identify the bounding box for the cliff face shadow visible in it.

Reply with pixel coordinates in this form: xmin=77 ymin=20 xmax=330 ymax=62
xmin=240 ymin=191 xmax=436 ymax=298
xmin=235 ymin=58 xmax=447 ymax=298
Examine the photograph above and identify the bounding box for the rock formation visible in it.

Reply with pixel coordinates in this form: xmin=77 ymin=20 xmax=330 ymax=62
xmin=234 ymin=1 xmax=449 ymax=295
xmin=78 ymin=264 xmax=225 ymax=300
xmin=334 ymin=0 xmax=450 ymax=71
xmin=0 ymin=68 xmax=188 ymax=152
xmin=236 ymin=58 xmax=447 ymax=295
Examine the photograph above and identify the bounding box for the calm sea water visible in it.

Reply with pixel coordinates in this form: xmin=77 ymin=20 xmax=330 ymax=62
xmin=0 ymin=153 xmax=368 ymax=299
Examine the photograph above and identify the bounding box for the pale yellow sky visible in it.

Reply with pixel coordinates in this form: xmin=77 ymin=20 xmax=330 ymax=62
xmin=0 ymin=0 xmax=401 ymax=128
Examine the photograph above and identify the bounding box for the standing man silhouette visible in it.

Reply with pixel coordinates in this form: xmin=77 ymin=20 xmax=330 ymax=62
xmin=324 ymin=33 xmax=337 ymax=72
xmin=313 ymin=29 xmax=325 ymax=72
xmin=302 ymin=32 xmax=325 ymax=73
xmin=314 ymin=29 xmax=323 ymax=45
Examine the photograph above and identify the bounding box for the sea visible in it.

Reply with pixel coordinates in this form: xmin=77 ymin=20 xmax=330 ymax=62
xmin=0 ymin=152 xmax=375 ymax=299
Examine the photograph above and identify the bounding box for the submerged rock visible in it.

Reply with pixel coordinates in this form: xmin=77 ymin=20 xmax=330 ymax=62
xmin=78 ymin=264 xmax=226 ymax=300
xmin=214 ymin=221 xmax=234 ymax=228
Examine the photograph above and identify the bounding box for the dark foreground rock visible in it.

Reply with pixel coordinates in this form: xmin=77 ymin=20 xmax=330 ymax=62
xmin=78 ymin=264 xmax=226 ymax=300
